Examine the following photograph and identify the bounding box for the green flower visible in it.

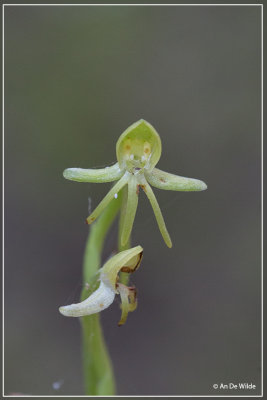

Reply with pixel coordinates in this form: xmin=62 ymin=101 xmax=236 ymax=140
xmin=59 ymin=246 xmax=143 ymax=326
xmin=64 ymin=119 xmax=207 ymax=248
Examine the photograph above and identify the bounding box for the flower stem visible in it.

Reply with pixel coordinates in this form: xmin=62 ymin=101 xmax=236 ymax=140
xmin=80 ymin=193 xmax=122 ymax=395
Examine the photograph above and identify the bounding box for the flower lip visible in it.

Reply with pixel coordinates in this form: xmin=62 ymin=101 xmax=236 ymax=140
xmin=116 ymin=119 xmax=162 ymax=173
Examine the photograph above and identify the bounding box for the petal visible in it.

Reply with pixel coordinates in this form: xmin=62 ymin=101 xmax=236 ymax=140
xmin=120 ymin=175 xmax=139 ymax=247
xmin=100 ymin=246 xmax=143 ymax=290
xmin=120 ymin=251 xmax=143 ymax=273
xmin=145 ymin=168 xmax=207 ymax=191
xmin=63 ymin=162 xmax=123 ymax=183
xmin=127 ymin=287 xmax=138 ymax=312
xmin=118 ymin=186 xmax=130 ymax=251
xmin=59 ymin=280 xmax=115 ymax=317
xmin=117 ymin=284 xmax=137 ymax=326
xmin=86 ymin=173 xmax=128 ymax=224
xmin=140 ymin=177 xmax=172 ymax=248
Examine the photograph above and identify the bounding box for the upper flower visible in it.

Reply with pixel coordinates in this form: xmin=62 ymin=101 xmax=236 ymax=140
xmin=59 ymin=246 xmax=143 ymax=326
xmin=63 ymin=119 xmax=207 ymax=248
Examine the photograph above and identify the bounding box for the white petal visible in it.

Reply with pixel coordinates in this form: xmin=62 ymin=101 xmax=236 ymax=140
xmin=59 ymin=281 xmax=115 ymax=317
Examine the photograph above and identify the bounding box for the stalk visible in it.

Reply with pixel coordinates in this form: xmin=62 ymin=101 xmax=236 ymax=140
xmin=80 ymin=194 xmax=121 ymax=395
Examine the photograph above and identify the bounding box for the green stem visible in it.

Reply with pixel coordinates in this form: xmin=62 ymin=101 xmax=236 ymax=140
xmin=80 ymin=193 xmax=122 ymax=395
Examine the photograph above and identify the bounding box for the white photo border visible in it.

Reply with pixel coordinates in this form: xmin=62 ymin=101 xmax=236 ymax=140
xmin=2 ymin=3 xmax=263 ymax=398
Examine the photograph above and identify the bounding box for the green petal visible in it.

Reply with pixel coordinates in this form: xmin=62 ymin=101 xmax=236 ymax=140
xmin=120 ymin=175 xmax=139 ymax=247
xmin=86 ymin=173 xmax=128 ymax=224
xmin=63 ymin=162 xmax=123 ymax=183
xmin=118 ymin=186 xmax=130 ymax=252
xmin=140 ymin=177 xmax=172 ymax=248
xmin=145 ymin=168 xmax=207 ymax=191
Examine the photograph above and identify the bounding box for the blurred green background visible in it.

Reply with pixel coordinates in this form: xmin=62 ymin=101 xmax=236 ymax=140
xmin=4 ymin=5 xmax=261 ymax=396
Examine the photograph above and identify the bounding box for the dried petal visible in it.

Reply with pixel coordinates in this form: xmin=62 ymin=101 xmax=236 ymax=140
xmin=117 ymin=284 xmax=137 ymax=326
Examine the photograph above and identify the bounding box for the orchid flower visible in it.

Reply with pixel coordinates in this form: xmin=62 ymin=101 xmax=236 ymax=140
xmin=59 ymin=246 xmax=143 ymax=326
xmin=63 ymin=119 xmax=207 ymax=248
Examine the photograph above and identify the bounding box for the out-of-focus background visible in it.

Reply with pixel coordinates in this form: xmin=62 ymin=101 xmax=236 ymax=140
xmin=4 ymin=5 xmax=261 ymax=396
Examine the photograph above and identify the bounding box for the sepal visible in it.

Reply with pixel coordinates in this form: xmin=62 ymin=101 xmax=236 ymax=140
xmin=63 ymin=163 xmax=123 ymax=183
xmin=146 ymin=168 xmax=207 ymax=191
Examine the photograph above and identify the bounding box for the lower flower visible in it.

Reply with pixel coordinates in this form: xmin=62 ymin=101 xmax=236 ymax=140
xmin=59 ymin=246 xmax=143 ymax=326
